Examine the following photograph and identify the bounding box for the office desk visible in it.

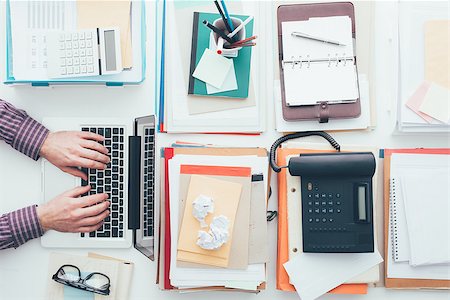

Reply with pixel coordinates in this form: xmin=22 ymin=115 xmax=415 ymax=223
xmin=0 ymin=2 xmax=448 ymax=300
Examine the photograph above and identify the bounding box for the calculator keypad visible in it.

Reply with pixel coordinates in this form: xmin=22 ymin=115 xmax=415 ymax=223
xmin=48 ymin=30 xmax=99 ymax=78
xmin=306 ymin=192 xmax=342 ymax=223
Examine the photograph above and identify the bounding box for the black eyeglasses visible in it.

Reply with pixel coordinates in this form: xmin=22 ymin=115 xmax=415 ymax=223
xmin=52 ymin=264 xmax=111 ymax=296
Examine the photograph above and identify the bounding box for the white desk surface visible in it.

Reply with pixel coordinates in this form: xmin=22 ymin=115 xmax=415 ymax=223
xmin=0 ymin=2 xmax=449 ymax=300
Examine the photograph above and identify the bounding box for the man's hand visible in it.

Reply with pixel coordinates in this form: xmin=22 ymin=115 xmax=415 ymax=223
xmin=36 ymin=186 xmax=110 ymax=233
xmin=40 ymin=131 xmax=110 ymax=180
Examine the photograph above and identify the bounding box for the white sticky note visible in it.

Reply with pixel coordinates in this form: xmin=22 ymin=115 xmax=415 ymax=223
xmin=419 ymin=82 xmax=450 ymax=123
xmin=206 ymin=61 xmax=238 ymax=94
xmin=193 ymin=48 xmax=232 ymax=88
xmin=283 ymin=251 xmax=383 ymax=300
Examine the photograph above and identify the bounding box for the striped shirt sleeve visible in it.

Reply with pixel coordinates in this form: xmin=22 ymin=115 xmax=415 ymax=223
xmin=0 ymin=99 xmax=49 ymax=160
xmin=0 ymin=205 xmax=44 ymax=250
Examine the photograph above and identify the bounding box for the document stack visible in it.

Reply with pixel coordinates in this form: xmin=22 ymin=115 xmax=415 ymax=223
xmin=396 ymin=2 xmax=450 ymax=133
xmin=157 ymin=1 xmax=266 ymax=133
xmin=276 ymin=141 xmax=384 ymax=299
xmin=156 ymin=144 xmax=269 ymax=292
xmin=384 ymin=149 xmax=450 ymax=289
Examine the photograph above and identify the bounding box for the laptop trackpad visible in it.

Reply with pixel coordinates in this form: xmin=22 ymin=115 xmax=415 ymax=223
xmin=43 ymin=161 xmax=78 ymax=202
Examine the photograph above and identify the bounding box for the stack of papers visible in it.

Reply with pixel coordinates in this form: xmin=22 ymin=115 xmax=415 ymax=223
xmin=156 ymin=144 xmax=269 ymax=292
xmin=387 ymin=153 xmax=450 ymax=280
xmin=159 ymin=1 xmax=265 ymax=133
xmin=397 ymin=2 xmax=450 ymax=132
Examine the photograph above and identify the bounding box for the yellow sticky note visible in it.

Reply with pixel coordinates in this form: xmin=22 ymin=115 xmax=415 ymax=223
xmin=177 ymin=175 xmax=242 ymax=267
xmin=424 ymin=20 xmax=450 ymax=89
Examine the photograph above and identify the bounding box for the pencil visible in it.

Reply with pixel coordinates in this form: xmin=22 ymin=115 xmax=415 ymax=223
xmin=202 ymin=20 xmax=234 ymax=44
xmin=225 ymin=42 xmax=256 ymax=49
xmin=231 ymin=35 xmax=257 ymax=46
xmin=213 ymin=0 xmax=232 ymax=34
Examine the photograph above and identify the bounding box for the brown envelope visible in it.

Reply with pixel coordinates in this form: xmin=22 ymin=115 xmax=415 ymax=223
xmin=177 ymin=169 xmax=252 ymax=269
xmin=177 ymin=175 xmax=242 ymax=267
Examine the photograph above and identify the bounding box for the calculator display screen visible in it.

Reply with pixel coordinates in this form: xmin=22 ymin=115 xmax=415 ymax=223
xmin=104 ymin=30 xmax=117 ymax=71
xmin=358 ymin=185 xmax=367 ymax=221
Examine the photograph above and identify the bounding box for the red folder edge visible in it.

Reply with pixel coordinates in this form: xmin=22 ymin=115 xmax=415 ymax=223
xmin=164 ymin=148 xmax=174 ymax=290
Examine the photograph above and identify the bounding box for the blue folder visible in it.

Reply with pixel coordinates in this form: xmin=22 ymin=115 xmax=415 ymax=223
xmin=4 ymin=0 xmax=147 ymax=86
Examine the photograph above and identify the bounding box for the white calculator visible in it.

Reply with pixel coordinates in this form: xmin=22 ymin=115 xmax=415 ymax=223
xmin=47 ymin=28 xmax=122 ymax=79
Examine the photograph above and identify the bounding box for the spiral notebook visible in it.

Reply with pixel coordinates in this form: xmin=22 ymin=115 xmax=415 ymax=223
xmin=384 ymin=148 xmax=450 ymax=289
xmin=281 ymin=16 xmax=359 ymax=106
xmin=277 ymin=2 xmax=361 ymax=123
xmin=389 ymin=177 xmax=411 ymax=263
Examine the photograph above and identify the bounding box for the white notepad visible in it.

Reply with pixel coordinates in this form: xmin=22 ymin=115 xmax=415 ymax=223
xmin=281 ymin=16 xmax=359 ymax=106
xmin=387 ymin=153 xmax=450 ymax=280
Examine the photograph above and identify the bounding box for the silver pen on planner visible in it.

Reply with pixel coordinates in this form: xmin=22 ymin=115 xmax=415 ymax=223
xmin=291 ymin=31 xmax=346 ymax=46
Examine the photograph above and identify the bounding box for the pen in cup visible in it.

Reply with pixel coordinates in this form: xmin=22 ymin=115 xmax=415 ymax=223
xmin=213 ymin=0 xmax=232 ymax=34
xmin=291 ymin=31 xmax=346 ymax=46
xmin=220 ymin=0 xmax=234 ymax=32
xmin=203 ymin=20 xmax=234 ymax=44
xmin=216 ymin=37 xmax=224 ymax=54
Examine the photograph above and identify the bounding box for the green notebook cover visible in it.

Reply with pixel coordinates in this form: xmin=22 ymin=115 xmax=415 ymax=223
xmin=188 ymin=12 xmax=254 ymax=99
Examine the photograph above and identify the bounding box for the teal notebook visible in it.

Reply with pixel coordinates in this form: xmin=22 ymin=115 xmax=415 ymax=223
xmin=188 ymin=12 xmax=253 ymax=98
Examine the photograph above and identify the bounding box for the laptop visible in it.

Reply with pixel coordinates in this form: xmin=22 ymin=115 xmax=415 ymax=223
xmin=41 ymin=116 xmax=156 ymax=260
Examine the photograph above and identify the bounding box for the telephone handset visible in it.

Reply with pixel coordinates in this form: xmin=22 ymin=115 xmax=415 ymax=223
xmin=270 ymin=132 xmax=376 ymax=253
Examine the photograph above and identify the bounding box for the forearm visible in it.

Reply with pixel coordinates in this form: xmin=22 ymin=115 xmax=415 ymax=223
xmin=0 ymin=99 xmax=49 ymax=160
xmin=0 ymin=205 xmax=44 ymax=250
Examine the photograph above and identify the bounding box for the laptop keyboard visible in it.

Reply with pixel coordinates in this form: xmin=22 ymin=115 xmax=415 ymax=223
xmin=143 ymin=127 xmax=155 ymax=237
xmin=80 ymin=126 xmax=125 ymax=239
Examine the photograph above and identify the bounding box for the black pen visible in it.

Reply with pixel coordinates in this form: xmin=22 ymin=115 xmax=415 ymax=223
xmin=213 ymin=0 xmax=232 ymax=34
xmin=202 ymin=20 xmax=234 ymax=44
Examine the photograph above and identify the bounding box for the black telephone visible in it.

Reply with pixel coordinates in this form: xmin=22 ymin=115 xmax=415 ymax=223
xmin=270 ymin=132 xmax=376 ymax=253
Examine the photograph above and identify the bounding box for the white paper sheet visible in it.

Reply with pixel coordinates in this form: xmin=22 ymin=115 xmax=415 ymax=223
xmin=206 ymin=61 xmax=238 ymax=94
xmin=284 ymin=251 xmax=382 ymax=300
xmin=9 ymin=0 xmax=76 ymax=80
xmin=419 ymin=82 xmax=450 ymax=124
xmin=168 ymin=155 xmax=268 ymax=288
xmin=282 ymin=16 xmax=354 ymax=61
xmin=398 ymin=155 xmax=450 ymax=266
xmin=193 ymin=49 xmax=232 ymax=89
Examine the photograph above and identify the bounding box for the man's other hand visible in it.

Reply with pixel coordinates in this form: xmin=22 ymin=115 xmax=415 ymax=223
xmin=36 ymin=186 xmax=110 ymax=233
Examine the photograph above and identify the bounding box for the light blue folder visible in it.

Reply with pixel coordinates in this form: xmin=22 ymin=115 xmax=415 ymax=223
xmin=4 ymin=0 xmax=147 ymax=86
